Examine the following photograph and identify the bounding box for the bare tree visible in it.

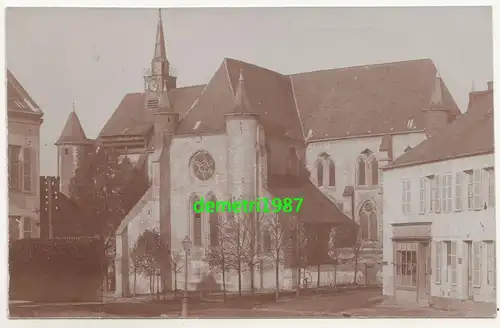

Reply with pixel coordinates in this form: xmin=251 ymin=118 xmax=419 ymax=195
xmin=169 ymin=250 xmax=183 ymax=298
xmin=352 ymin=236 xmax=365 ymax=285
xmin=263 ymin=213 xmax=291 ymax=300
xmin=205 ymin=216 xmax=231 ymax=302
xmin=223 ymin=213 xmax=247 ymax=296
xmin=327 ymin=226 xmax=340 ymax=288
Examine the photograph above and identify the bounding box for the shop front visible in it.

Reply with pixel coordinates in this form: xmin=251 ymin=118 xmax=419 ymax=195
xmin=391 ymin=222 xmax=432 ymax=305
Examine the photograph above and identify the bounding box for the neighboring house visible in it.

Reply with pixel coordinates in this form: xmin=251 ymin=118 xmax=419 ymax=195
xmin=381 ymin=82 xmax=495 ymax=313
xmin=56 ymin=11 xmax=462 ymax=296
xmin=7 ymin=70 xmax=44 ymax=240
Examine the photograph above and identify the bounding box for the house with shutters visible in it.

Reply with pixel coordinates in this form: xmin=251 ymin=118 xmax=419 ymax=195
xmin=55 ymin=10 xmax=464 ymax=296
xmin=7 ymin=69 xmax=44 ymax=240
xmin=381 ymin=82 xmax=495 ymax=314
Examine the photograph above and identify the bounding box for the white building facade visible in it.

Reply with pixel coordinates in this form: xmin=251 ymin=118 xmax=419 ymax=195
xmin=382 ymin=85 xmax=495 ymax=313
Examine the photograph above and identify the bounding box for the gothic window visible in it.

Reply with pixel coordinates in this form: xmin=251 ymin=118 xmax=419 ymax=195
xmin=316 ymin=160 xmax=324 ymax=187
xmin=207 ymin=194 xmax=219 ymax=247
xmin=371 ymin=158 xmax=379 ymax=186
xmin=328 ymin=159 xmax=336 ymax=187
xmin=287 ymin=147 xmax=299 ymax=176
xmin=357 ymin=157 xmax=366 ymax=186
xmin=359 ymin=201 xmax=378 ymax=241
xmin=190 ymin=195 xmax=202 ymax=246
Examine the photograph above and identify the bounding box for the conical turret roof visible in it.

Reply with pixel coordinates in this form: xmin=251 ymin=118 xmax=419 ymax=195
xmin=56 ymin=111 xmax=92 ymax=145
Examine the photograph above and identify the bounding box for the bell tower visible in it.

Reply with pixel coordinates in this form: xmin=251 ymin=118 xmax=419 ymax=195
xmin=144 ymin=9 xmax=177 ymax=113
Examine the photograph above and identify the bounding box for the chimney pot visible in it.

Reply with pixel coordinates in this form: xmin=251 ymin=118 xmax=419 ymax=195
xmin=487 ymin=81 xmax=493 ymax=91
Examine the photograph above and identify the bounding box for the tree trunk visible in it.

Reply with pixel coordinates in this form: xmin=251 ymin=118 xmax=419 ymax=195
xmin=316 ymin=263 xmax=320 ymax=292
xmin=156 ymin=272 xmax=160 ymax=300
xmin=250 ymin=262 xmax=255 ymax=294
xmin=222 ymin=269 xmax=227 ymax=304
xmin=333 ymin=264 xmax=337 ymax=288
xmin=353 ymin=254 xmax=359 ymax=285
xmin=174 ymin=271 xmax=178 ymax=298
xmin=275 ymin=254 xmax=280 ymax=300
xmin=133 ymin=267 xmax=137 ymax=297
xmin=296 ymin=267 xmax=300 ymax=298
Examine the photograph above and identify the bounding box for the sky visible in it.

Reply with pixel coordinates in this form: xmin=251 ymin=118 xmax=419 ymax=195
xmin=6 ymin=6 xmax=493 ymax=176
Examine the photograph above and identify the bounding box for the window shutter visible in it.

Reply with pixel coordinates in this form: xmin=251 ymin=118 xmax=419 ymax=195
xmin=23 ymin=147 xmax=32 ymax=192
xmin=451 ymin=241 xmax=457 ymax=285
xmin=435 ymin=175 xmax=441 ymax=213
xmin=455 ymin=172 xmax=462 ymax=211
xmin=473 ymin=170 xmax=482 ymax=210
xmin=419 ymin=177 xmax=426 ymax=214
xmin=435 ymin=241 xmax=442 ymax=284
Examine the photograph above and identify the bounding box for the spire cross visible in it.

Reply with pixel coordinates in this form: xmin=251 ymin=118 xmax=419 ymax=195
xmin=72 ymin=100 xmax=76 ymax=112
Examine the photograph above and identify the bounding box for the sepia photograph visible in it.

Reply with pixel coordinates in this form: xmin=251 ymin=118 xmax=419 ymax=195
xmin=4 ymin=4 xmax=496 ymax=319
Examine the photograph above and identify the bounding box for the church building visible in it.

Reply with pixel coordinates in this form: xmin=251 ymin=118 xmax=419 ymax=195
xmin=55 ymin=10 xmax=462 ymax=296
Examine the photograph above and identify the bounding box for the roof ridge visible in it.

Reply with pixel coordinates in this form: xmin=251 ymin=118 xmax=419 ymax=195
xmin=223 ymin=57 xmax=288 ymax=78
xmin=288 ymin=58 xmax=433 ymax=77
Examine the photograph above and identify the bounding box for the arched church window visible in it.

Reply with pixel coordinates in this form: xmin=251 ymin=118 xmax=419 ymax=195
xmin=261 ymin=146 xmax=269 ymax=188
xmin=359 ymin=201 xmax=378 ymax=241
xmin=190 ymin=195 xmax=202 ymax=246
xmin=328 ymin=159 xmax=336 ymax=187
xmin=316 ymin=160 xmax=324 ymax=187
xmin=371 ymin=158 xmax=379 ymax=186
xmin=207 ymin=194 xmax=219 ymax=247
xmin=287 ymin=147 xmax=299 ymax=176
xmin=357 ymin=157 xmax=366 ymax=186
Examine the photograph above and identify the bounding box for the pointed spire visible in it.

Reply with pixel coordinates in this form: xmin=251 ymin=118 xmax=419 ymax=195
xmin=55 ymin=111 xmax=91 ymax=145
xmin=430 ymin=72 xmax=443 ymax=106
xmin=154 ymin=9 xmax=166 ymax=61
xmin=233 ymin=69 xmax=253 ymax=114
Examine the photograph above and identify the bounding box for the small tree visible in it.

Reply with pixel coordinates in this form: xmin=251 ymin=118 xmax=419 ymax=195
xmin=327 ymin=226 xmax=340 ymax=288
xmin=264 ymin=213 xmax=290 ymax=300
xmin=205 ymin=216 xmax=231 ymax=302
xmin=224 ymin=213 xmax=246 ymax=296
xmin=132 ymin=229 xmax=166 ymax=299
xmin=352 ymin=236 xmax=365 ymax=285
xmin=170 ymin=250 xmax=183 ymax=298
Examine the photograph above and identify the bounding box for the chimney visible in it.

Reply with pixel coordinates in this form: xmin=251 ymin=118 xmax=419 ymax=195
xmin=487 ymin=81 xmax=493 ymax=91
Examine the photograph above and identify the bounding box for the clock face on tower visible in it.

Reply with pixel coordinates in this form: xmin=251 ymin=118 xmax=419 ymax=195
xmin=147 ymin=77 xmax=159 ymax=92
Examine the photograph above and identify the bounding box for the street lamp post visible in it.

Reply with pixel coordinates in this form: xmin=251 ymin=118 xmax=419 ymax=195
xmin=181 ymin=236 xmax=192 ymax=318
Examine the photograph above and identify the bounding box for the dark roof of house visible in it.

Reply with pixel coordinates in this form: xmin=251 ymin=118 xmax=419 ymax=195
xmin=98 ymin=85 xmax=204 ymax=138
xmin=6 ymin=69 xmax=44 ymax=117
xmin=268 ymin=174 xmax=354 ymax=225
xmin=387 ymin=90 xmax=494 ymax=169
xmin=99 ymin=57 xmax=459 ymax=142
xmin=56 ymin=111 xmax=94 ymax=145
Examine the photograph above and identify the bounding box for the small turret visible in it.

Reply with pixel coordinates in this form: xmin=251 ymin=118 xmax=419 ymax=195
xmin=423 ymin=72 xmax=451 ymax=137
xmin=55 ymin=104 xmax=93 ymax=196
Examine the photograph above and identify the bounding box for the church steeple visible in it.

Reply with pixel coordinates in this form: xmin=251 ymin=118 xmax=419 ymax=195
xmin=145 ymin=8 xmax=177 ymax=111
xmin=152 ymin=9 xmax=168 ymax=75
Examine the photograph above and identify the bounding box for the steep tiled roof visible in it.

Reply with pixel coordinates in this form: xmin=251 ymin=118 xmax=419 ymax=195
xmin=7 ymin=69 xmax=44 ymax=116
xmin=176 ymin=58 xmax=303 ymax=140
xmin=56 ymin=111 xmax=93 ymax=145
xmin=99 ymin=57 xmax=460 ymax=142
xmin=268 ymin=174 xmax=354 ymax=225
xmin=387 ymin=90 xmax=494 ymax=169
xmin=291 ymin=59 xmax=460 ymax=141
xmin=98 ymin=85 xmax=204 ymax=138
